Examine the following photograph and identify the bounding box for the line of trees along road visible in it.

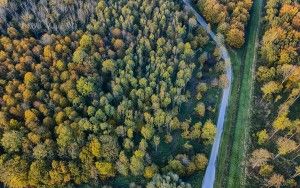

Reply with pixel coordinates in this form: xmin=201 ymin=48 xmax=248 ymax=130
xmin=194 ymin=0 xmax=253 ymax=48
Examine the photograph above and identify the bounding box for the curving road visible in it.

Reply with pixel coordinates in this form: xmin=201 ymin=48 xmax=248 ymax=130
xmin=182 ymin=0 xmax=233 ymax=187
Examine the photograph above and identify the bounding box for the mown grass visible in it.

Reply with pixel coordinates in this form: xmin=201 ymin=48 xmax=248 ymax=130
xmin=226 ymin=0 xmax=264 ymax=187
xmin=214 ymin=49 xmax=244 ymax=188
xmin=215 ymin=0 xmax=264 ymax=187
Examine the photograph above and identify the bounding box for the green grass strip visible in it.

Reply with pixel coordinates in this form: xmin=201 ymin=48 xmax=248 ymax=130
xmin=214 ymin=49 xmax=244 ymax=188
xmin=226 ymin=0 xmax=264 ymax=187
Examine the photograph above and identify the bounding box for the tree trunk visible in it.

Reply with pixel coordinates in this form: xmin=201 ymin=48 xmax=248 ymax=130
xmin=268 ymin=129 xmax=278 ymax=141
xmin=292 ymin=154 xmax=300 ymax=161
xmin=273 ymin=153 xmax=280 ymax=160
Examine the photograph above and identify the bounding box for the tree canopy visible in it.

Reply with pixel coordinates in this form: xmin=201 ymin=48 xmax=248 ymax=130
xmin=0 ymin=0 xmax=226 ymax=187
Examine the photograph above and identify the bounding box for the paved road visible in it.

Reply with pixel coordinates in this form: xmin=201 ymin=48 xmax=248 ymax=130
xmin=182 ymin=0 xmax=233 ymax=188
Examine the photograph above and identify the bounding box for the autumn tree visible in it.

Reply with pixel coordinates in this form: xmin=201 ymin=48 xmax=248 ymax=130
xmin=249 ymin=149 xmax=272 ymax=168
xmin=1 ymin=131 xmax=23 ymax=152
xmin=201 ymin=120 xmax=216 ymax=144
xmin=95 ymin=162 xmax=115 ymax=179
xmin=226 ymin=27 xmax=245 ymax=48
xmin=267 ymin=174 xmax=285 ymax=188
xmin=194 ymin=154 xmax=208 ymax=170
xmin=76 ymin=77 xmax=95 ymax=96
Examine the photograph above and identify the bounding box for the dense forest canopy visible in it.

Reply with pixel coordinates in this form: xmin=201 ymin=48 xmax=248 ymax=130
xmin=0 ymin=0 xmax=226 ymax=187
xmin=0 ymin=0 xmax=98 ymax=35
xmin=194 ymin=0 xmax=253 ymax=48
xmin=249 ymin=0 xmax=300 ymax=187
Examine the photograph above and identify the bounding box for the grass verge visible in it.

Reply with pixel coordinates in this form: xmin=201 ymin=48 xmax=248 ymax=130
xmin=215 ymin=0 xmax=264 ymax=187
xmin=214 ymin=49 xmax=244 ymax=188
xmin=226 ymin=0 xmax=263 ymax=187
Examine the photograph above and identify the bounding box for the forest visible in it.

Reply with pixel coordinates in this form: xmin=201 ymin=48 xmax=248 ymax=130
xmin=194 ymin=0 xmax=253 ymax=48
xmin=193 ymin=0 xmax=300 ymax=187
xmin=249 ymin=0 xmax=300 ymax=187
xmin=0 ymin=0 xmax=98 ymax=35
xmin=3 ymin=0 xmax=298 ymax=187
xmin=0 ymin=0 xmax=227 ymax=187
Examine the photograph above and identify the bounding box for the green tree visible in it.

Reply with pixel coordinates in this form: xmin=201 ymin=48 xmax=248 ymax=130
xmin=102 ymin=59 xmax=115 ymax=72
xmin=130 ymin=150 xmax=145 ymax=176
xmin=116 ymin=151 xmax=129 ymax=176
xmin=1 ymin=131 xmax=23 ymax=152
xmin=141 ymin=125 xmax=154 ymax=140
xmin=146 ymin=172 xmax=191 ymax=188
xmin=259 ymin=164 xmax=273 ymax=177
xmin=73 ymin=47 xmax=87 ymax=63
xmin=79 ymin=34 xmax=92 ymax=48
xmin=257 ymin=129 xmax=269 ymax=145
xmin=28 ymin=160 xmax=49 ymax=186
xmin=95 ymin=162 xmax=115 ymax=179
xmin=76 ymin=77 xmax=94 ymax=96
xmin=0 ymin=156 xmax=29 ymax=188
xmin=33 ymin=144 xmax=48 ymax=159
xmin=195 ymin=102 xmax=205 ymax=117
xmin=89 ymin=138 xmax=101 ymax=158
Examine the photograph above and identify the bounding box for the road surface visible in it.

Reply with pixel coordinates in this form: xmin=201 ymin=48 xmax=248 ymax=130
xmin=182 ymin=0 xmax=233 ymax=188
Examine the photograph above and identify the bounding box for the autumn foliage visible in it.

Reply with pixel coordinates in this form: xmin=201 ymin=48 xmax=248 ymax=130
xmin=196 ymin=0 xmax=253 ymax=48
xmin=249 ymin=0 xmax=300 ymax=187
xmin=0 ymin=0 xmax=227 ymax=187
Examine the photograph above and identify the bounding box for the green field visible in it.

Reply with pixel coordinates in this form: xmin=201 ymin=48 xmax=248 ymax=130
xmin=215 ymin=0 xmax=264 ymax=187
